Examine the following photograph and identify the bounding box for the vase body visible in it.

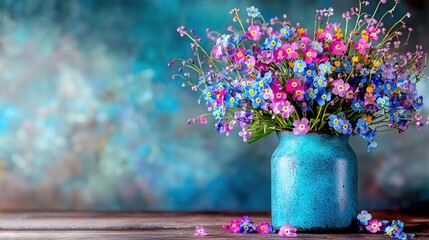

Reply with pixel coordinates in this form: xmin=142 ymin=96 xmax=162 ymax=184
xmin=271 ymin=132 xmax=357 ymax=231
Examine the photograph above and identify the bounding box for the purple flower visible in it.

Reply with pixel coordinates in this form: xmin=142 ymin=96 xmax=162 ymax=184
xmin=293 ymin=118 xmax=310 ymax=135
xmin=246 ymin=25 xmax=262 ymax=41
xmin=194 ymin=226 xmax=208 ymax=236
xmin=366 ymin=219 xmax=382 ymax=233
xmin=279 ymin=101 xmax=295 ymax=119
xmin=257 ymin=221 xmax=272 ymax=234
xmin=229 ymin=219 xmax=241 ymax=233
xmin=332 ymin=79 xmax=350 ymax=97
xmin=279 ymin=224 xmax=297 ymax=238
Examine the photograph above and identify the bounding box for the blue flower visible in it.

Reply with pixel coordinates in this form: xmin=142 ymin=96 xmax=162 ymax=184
xmin=280 ymin=26 xmax=292 ymax=39
xmin=352 ymin=99 xmax=363 ymax=111
xmin=293 ymin=60 xmax=307 ymax=73
xmin=313 ymin=75 xmax=327 ymax=88
xmin=392 ymin=220 xmax=404 ymax=232
xmin=240 ymin=222 xmax=254 ymax=233
xmin=315 ymin=88 xmax=331 ymax=106
xmin=305 ymin=88 xmax=318 ymax=100
xmin=311 ymin=41 xmax=323 ymax=53
xmin=233 ymin=32 xmax=245 ymax=44
xmin=225 ymin=94 xmax=240 ymax=108
xmin=357 ymin=210 xmax=372 ymax=225
xmin=263 ymin=36 xmax=281 ymax=50
xmin=389 ymin=108 xmax=400 ymax=122
xmin=251 ymin=94 xmax=265 ymax=108
xmin=318 ymin=61 xmax=332 ymax=75
xmin=303 ymin=64 xmax=316 ymax=79
xmin=390 ymin=96 xmax=401 ymax=108
xmin=246 ymin=6 xmax=260 ymax=18
xmin=244 ymin=85 xmax=258 ymax=99
xmin=340 ymin=119 xmax=352 ymax=134
xmin=356 ymin=119 xmax=369 ymax=135
xmin=299 ymin=101 xmax=312 ymax=112
xmin=202 ymin=88 xmax=215 ymax=102
xmin=414 ymin=96 xmax=423 ymax=108
xmin=329 ymin=115 xmax=342 ymax=132
xmin=383 ymin=81 xmax=395 ymax=95
xmin=377 ymin=96 xmax=390 ymax=107
xmin=212 ymin=106 xmax=225 ymax=120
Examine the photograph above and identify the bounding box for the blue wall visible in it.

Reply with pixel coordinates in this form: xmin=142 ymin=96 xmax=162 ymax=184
xmin=0 ymin=0 xmax=427 ymax=211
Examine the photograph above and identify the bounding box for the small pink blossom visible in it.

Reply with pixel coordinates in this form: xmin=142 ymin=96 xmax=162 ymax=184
xmin=283 ymin=43 xmax=298 ymax=60
xmin=354 ymin=38 xmax=370 ymax=54
xmin=293 ymin=118 xmax=310 ymax=135
xmin=303 ymin=48 xmax=317 ymax=64
xmin=246 ymin=25 xmax=262 ymax=40
xmin=194 ymin=226 xmax=208 ymax=236
xmin=285 ymin=78 xmax=301 ymax=94
xmin=199 ymin=116 xmax=208 ymax=125
xmin=366 ymin=26 xmax=381 ymax=41
xmin=233 ymin=48 xmax=246 ymax=62
xmin=278 ymin=224 xmax=297 ymax=238
xmin=366 ymin=219 xmax=382 ymax=233
xmin=229 ymin=219 xmax=241 ymax=233
xmin=278 ymin=100 xmax=295 ymax=119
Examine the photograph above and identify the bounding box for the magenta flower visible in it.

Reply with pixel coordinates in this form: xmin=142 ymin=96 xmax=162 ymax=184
xmin=330 ymin=40 xmax=347 ymax=55
xmin=293 ymin=118 xmax=310 ymax=135
xmin=303 ymin=48 xmax=317 ymax=64
xmin=194 ymin=226 xmax=208 ymax=236
xmin=278 ymin=224 xmax=297 ymax=238
xmin=274 ymin=47 xmax=286 ymax=64
xmin=366 ymin=219 xmax=382 ymax=233
xmin=292 ymin=86 xmax=306 ymax=101
xmin=246 ymin=25 xmax=262 ymax=41
xmin=354 ymin=38 xmax=370 ymax=54
xmin=366 ymin=26 xmax=380 ymax=41
xmin=229 ymin=219 xmax=241 ymax=233
xmin=332 ymin=79 xmax=350 ymax=97
xmin=283 ymin=43 xmax=298 ymax=60
xmin=285 ymin=78 xmax=301 ymax=94
xmin=233 ymin=48 xmax=246 ymax=62
xmin=257 ymin=221 xmax=271 ymax=234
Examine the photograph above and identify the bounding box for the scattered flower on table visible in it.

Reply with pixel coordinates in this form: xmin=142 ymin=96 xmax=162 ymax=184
xmin=357 ymin=210 xmax=372 ymax=225
xmin=357 ymin=210 xmax=415 ymax=239
xmin=229 ymin=219 xmax=241 ymax=233
xmin=256 ymin=221 xmax=272 ymax=234
xmin=194 ymin=226 xmax=208 ymax=236
xmin=366 ymin=219 xmax=382 ymax=233
xmin=278 ymin=223 xmax=297 ymax=238
xmin=171 ymin=1 xmax=428 ymax=151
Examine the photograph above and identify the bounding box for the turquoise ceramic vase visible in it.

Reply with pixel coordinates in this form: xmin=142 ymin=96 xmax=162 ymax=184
xmin=271 ymin=132 xmax=357 ymax=231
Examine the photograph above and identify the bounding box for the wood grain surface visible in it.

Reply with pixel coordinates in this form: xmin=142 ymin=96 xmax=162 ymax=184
xmin=0 ymin=211 xmax=426 ymax=239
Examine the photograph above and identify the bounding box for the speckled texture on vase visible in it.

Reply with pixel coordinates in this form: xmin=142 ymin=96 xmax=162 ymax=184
xmin=271 ymin=132 xmax=357 ymax=231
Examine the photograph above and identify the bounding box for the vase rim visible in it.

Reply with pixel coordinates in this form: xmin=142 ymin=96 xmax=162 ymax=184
xmin=276 ymin=130 xmax=342 ymax=136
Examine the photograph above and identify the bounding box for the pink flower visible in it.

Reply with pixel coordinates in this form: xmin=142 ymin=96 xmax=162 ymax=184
xmin=293 ymin=118 xmax=310 ymax=135
xmin=366 ymin=26 xmax=380 ymax=41
xmin=271 ymin=84 xmax=287 ymax=102
xmin=246 ymin=25 xmax=262 ymax=41
xmin=303 ymin=48 xmax=317 ymax=64
xmin=278 ymin=224 xmax=297 ymax=237
xmin=257 ymin=221 xmax=272 ymax=234
xmin=199 ymin=116 xmax=208 ymax=125
xmin=279 ymin=100 xmax=295 ymax=119
xmin=211 ymin=45 xmax=224 ymax=59
xmin=283 ymin=43 xmax=298 ymax=60
xmin=233 ymin=48 xmax=246 ymax=62
xmin=229 ymin=219 xmax=241 ymax=233
xmin=330 ymin=40 xmax=347 ymax=55
xmin=245 ymin=56 xmax=256 ymax=73
xmin=274 ymin=46 xmax=286 ymax=64
xmin=354 ymin=38 xmax=370 ymax=54
xmin=194 ymin=226 xmax=208 ymax=236
xmin=285 ymin=79 xmax=301 ymax=94
xmin=332 ymin=79 xmax=350 ymax=97
xmin=366 ymin=219 xmax=382 ymax=233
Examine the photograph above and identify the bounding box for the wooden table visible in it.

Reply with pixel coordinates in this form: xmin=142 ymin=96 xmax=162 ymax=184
xmin=0 ymin=211 xmax=427 ymax=239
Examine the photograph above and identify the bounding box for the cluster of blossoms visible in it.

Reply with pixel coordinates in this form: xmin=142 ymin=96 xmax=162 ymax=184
xmin=222 ymin=215 xmax=297 ymax=237
xmin=170 ymin=1 xmax=427 ymax=150
xmin=357 ymin=210 xmax=414 ymax=239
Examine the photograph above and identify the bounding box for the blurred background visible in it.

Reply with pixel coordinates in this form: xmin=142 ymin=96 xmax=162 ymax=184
xmin=0 ymin=0 xmax=427 ymax=211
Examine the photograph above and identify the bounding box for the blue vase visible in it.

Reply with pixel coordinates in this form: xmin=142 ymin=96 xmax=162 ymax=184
xmin=271 ymin=132 xmax=357 ymax=231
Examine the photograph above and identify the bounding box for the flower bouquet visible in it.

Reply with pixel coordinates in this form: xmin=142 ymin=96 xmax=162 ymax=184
xmin=169 ymin=0 xmax=427 ymax=151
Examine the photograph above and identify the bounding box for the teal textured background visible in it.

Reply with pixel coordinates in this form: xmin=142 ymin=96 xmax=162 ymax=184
xmin=0 ymin=0 xmax=427 ymax=211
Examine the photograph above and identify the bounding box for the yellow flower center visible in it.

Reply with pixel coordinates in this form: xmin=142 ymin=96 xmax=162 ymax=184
xmin=321 ymin=94 xmax=326 ymax=99
xmin=306 ymin=52 xmax=312 ymax=57
xmin=278 ymin=50 xmax=283 ymax=56
xmin=333 ymin=119 xmax=338 ymax=125
xmin=299 ymin=124 xmax=305 ymax=130
xmin=292 ymin=82 xmax=297 ymax=87
xmin=286 ymin=48 xmax=292 ymax=54
xmin=271 ymin=40 xmax=277 ymax=46
xmin=355 ymin=103 xmax=360 ymax=108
